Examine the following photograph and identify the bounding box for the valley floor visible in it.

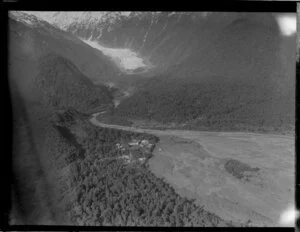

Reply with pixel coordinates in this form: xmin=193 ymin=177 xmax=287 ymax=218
xmin=90 ymin=112 xmax=295 ymax=227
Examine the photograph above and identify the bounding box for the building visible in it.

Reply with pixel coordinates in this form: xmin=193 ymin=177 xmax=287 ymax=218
xmin=116 ymin=143 xmax=123 ymax=149
xmin=128 ymin=139 xmax=140 ymax=146
xmin=138 ymin=157 xmax=146 ymax=164
xmin=120 ymin=155 xmax=131 ymax=164
xmin=140 ymin=140 xmax=149 ymax=146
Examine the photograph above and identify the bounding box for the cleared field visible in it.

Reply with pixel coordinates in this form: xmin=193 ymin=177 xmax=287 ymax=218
xmin=90 ymin=114 xmax=295 ymax=226
xmin=148 ymin=133 xmax=295 ymax=226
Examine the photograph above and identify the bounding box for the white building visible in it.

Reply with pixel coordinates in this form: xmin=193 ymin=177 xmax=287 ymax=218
xmin=128 ymin=140 xmax=140 ymax=146
xmin=138 ymin=157 xmax=146 ymax=163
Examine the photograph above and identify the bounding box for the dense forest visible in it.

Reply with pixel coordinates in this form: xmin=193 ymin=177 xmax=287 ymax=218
xmin=34 ymin=53 xmax=114 ymax=113
xmin=10 ymin=79 xmax=235 ymax=226
xmin=115 ymin=75 xmax=295 ymax=134
xmin=57 ymin=119 xmax=231 ymax=226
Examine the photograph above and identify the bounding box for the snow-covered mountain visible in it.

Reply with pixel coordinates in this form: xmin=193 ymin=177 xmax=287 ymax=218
xmin=15 ymin=11 xmax=161 ymax=74
xmin=18 ymin=12 xmax=295 ymax=77
xmin=23 ymin=11 xmax=133 ymax=31
xmin=15 ymin=12 xmax=296 ymax=79
xmin=20 ymin=12 xmax=211 ymax=35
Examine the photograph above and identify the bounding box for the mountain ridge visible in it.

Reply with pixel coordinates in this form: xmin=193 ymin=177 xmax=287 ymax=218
xmin=9 ymin=11 xmax=128 ymax=85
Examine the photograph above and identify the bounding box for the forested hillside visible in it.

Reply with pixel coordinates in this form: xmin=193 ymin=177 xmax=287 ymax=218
xmin=8 ymin=12 xmax=116 ymax=111
xmin=34 ymin=53 xmax=113 ymax=112
xmin=115 ymin=75 xmax=295 ymax=134
xmin=9 ymin=12 xmax=121 ymax=84
xmin=11 ymin=88 xmax=233 ymax=226
xmin=56 ymin=119 xmax=232 ymax=226
xmin=105 ymin=12 xmax=295 ymax=134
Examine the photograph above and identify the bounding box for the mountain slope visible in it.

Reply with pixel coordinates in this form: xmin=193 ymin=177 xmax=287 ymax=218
xmin=9 ymin=13 xmax=115 ymax=224
xmin=115 ymin=76 xmax=294 ymax=133
xmin=34 ymin=53 xmax=113 ymax=112
xmin=23 ymin=12 xmax=295 ymax=134
xmin=9 ymin=39 xmax=230 ymax=227
xmin=10 ymin=11 xmax=295 ymax=132
xmin=25 ymin=12 xmax=289 ymax=76
xmin=9 ymin=11 xmax=122 ymax=84
xmin=111 ymin=13 xmax=295 ymax=133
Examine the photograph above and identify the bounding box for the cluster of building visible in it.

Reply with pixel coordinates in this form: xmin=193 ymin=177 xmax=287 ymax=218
xmin=128 ymin=139 xmax=154 ymax=150
xmin=116 ymin=143 xmax=126 ymax=151
xmin=115 ymin=139 xmax=154 ymax=164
